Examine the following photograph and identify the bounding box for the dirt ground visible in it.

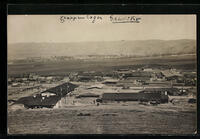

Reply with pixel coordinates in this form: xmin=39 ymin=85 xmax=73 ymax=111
xmin=7 ymin=99 xmax=196 ymax=134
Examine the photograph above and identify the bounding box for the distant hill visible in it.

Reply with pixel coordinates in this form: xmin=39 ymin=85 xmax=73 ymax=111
xmin=8 ymin=39 xmax=196 ymax=60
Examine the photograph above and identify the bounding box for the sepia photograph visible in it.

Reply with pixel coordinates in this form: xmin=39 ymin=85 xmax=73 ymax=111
xmin=7 ymin=14 xmax=197 ymax=134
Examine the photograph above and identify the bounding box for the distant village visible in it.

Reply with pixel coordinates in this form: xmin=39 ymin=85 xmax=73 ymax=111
xmin=8 ymin=55 xmax=127 ymax=64
xmin=8 ymin=66 xmax=196 ymax=88
xmin=8 ymin=53 xmax=188 ymax=64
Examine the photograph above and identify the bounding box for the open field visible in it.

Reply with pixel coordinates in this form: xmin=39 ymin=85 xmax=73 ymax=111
xmin=8 ymin=101 xmax=196 ymax=134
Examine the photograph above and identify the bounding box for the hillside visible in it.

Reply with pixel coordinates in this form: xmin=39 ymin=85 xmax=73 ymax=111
xmin=8 ymin=39 xmax=196 ymax=60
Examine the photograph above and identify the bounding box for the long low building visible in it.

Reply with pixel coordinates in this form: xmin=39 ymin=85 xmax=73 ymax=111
xmin=140 ymin=88 xmax=181 ymax=96
xmin=15 ymin=82 xmax=78 ymax=108
xmin=101 ymin=92 xmax=169 ymax=103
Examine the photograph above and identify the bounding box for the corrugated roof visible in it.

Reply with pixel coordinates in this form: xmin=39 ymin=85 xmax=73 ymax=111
xmin=42 ymin=82 xmax=78 ymax=96
xmin=16 ymin=82 xmax=78 ymax=108
xmin=102 ymin=93 xmax=168 ymax=103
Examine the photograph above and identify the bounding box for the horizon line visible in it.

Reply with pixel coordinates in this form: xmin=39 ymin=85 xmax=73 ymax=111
xmin=7 ymin=38 xmax=196 ymax=44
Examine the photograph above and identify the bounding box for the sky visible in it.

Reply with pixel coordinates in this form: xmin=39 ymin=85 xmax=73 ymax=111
xmin=7 ymin=14 xmax=196 ymax=43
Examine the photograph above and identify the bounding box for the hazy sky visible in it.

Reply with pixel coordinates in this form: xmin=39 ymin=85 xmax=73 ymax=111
xmin=8 ymin=14 xmax=196 ymax=43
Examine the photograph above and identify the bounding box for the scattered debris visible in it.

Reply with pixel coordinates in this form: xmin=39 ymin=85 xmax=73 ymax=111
xmin=102 ymin=113 xmax=118 ymax=116
xmin=75 ymin=93 xmax=100 ymax=98
xmin=188 ymin=98 xmax=196 ymax=104
xmin=96 ymin=98 xmax=102 ymax=103
xmin=77 ymin=113 xmax=91 ymax=116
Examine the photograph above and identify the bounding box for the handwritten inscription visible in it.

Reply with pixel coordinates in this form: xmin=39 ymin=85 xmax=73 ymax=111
xmin=60 ymin=15 xmax=141 ymax=23
xmin=109 ymin=15 xmax=141 ymax=23
xmin=60 ymin=15 xmax=103 ymax=23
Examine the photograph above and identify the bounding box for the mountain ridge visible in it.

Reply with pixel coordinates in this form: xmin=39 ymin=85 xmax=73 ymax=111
xmin=8 ymin=39 xmax=196 ymax=59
